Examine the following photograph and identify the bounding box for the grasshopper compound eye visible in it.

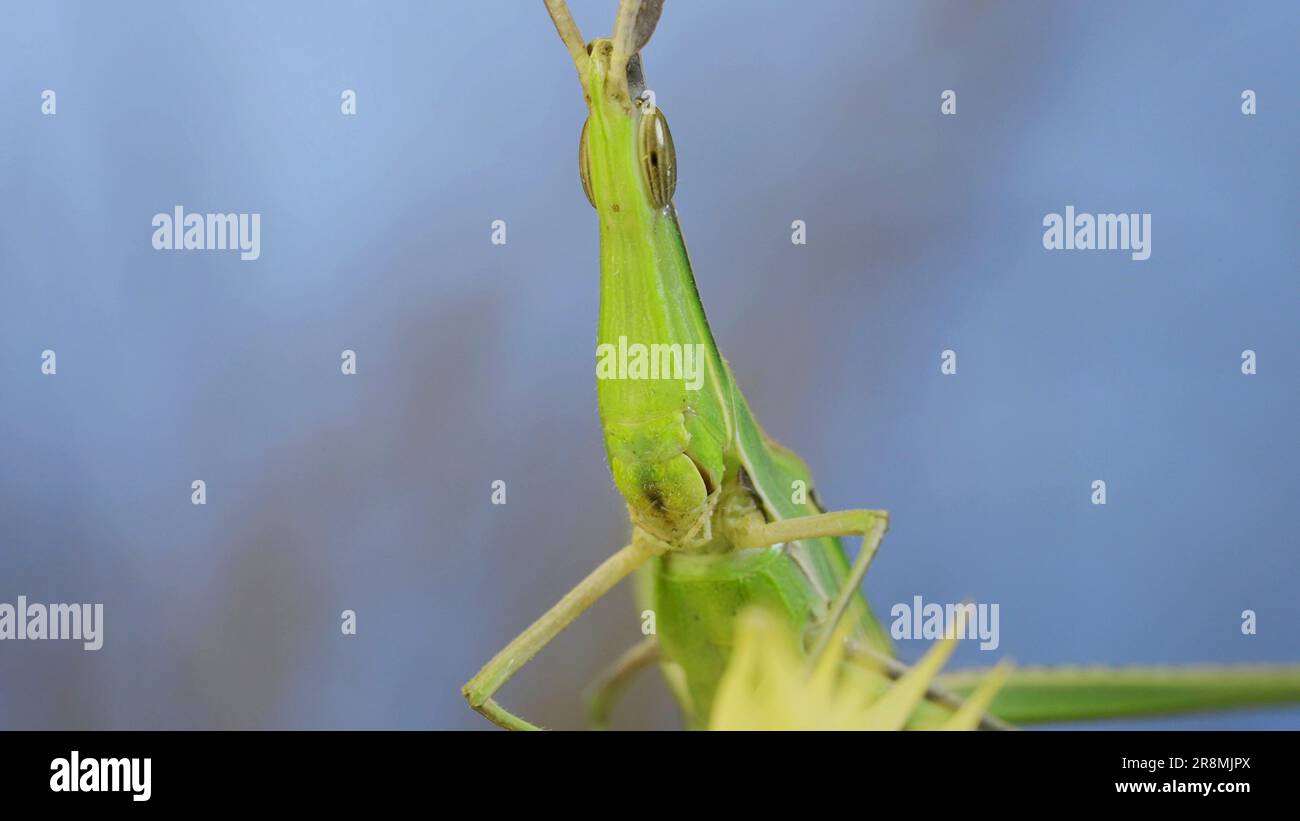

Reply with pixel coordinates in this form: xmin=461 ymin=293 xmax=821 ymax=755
xmin=636 ymin=105 xmax=676 ymax=209
xmin=578 ymin=117 xmax=597 ymax=208
xmin=579 ymin=103 xmax=676 ymax=210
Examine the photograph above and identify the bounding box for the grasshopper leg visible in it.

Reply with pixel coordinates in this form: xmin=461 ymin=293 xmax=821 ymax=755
xmin=584 ymin=636 xmax=660 ymax=730
xmin=462 ymin=534 xmax=666 ymax=730
xmin=728 ymin=508 xmax=889 ymax=661
xmin=845 ymin=639 xmax=1018 ymax=731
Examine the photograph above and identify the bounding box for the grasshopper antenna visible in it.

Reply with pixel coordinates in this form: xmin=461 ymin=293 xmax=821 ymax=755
xmin=631 ymin=0 xmax=664 ymax=53
xmin=610 ymin=0 xmax=664 ymax=104
xmin=544 ymin=0 xmax=590 ymax=89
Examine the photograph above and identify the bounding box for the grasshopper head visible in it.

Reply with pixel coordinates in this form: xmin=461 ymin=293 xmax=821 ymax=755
xmin=545 ymin=0 xmax=676 ymax=214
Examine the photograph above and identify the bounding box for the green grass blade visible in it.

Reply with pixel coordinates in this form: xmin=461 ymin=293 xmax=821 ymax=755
xmin=935 ymin=665 xmax=1300 ymax=725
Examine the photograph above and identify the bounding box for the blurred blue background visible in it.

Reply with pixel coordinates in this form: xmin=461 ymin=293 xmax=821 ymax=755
xmin=1 ymin=1 xmax=1296 ymax=729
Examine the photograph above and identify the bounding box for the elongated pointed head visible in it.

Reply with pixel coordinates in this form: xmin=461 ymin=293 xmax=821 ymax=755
xmin=544 ymin=0 xmax=676 ymax=216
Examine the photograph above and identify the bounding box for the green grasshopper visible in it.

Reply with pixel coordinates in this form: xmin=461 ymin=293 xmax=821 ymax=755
xmin=463 ymin=0 xmax=1300 ymax=730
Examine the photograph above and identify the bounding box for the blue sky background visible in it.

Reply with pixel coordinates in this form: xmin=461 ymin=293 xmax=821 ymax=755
xmin=1 ymin=1 xmax=1297 ymax=729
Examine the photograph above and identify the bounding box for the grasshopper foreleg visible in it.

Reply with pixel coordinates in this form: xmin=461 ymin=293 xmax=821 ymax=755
xmin=728 ymin=508 xmax=890 ymax=662
xmin=462 ymin=534 xmax=666 ymax=730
